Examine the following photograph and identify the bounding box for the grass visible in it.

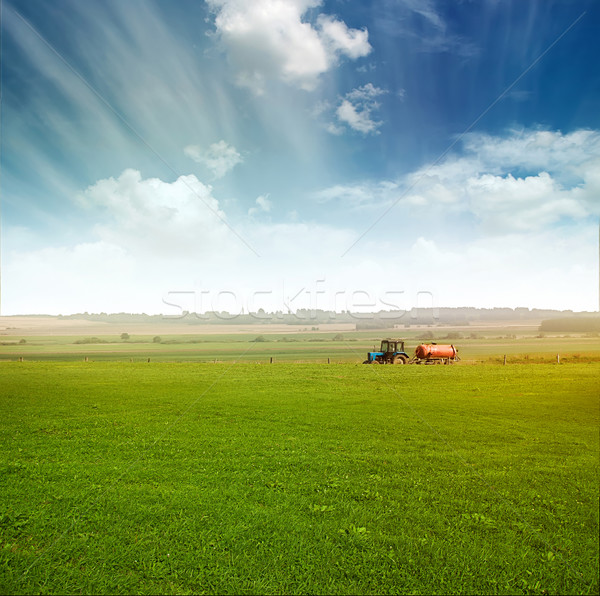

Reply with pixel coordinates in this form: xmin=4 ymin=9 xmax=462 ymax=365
xmin=0 ymin=361 xmax=598 ymax=594
xmin=1 ymin=330 xmax=599 ymax=363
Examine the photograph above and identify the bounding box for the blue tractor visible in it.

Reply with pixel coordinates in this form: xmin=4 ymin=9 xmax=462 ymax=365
xmin=363 ymin=338 xmax=409 ymax=364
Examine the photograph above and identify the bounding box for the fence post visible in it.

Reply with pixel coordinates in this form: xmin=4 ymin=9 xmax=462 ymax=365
xmin=328 ymin=357 xmax=330 ymax=364
xmin=270 ymin=357 xmax=273 ymax=364
xmin=557 ymin=353 xmax=560 ymax=364
xmin=503 ymin=354 xmax=506 ymax=365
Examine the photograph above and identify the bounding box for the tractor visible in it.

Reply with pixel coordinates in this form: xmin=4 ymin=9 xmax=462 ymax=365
xmin=363 ymin=339 xmax=409 ymax=364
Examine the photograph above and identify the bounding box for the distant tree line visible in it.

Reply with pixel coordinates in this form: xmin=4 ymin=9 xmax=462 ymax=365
xmin=54 ymin=307 xmax=595 ymax=327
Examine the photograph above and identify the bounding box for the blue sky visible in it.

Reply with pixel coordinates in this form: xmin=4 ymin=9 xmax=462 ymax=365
xmin=1 ymin=0 xmax=599 ymax=315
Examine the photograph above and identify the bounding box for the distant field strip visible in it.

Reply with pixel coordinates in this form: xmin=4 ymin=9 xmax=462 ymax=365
xmin=0 ymin=362 xmax=598 ymax=594
xmin=1 ymin=332 xmax=599 ymax=363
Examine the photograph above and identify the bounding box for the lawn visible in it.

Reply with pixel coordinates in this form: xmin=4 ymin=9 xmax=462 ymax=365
xmin=0 ymin=362 xmax=598 ymax=594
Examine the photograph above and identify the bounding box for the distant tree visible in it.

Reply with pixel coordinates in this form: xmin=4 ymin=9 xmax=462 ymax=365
xmin=444 ymin=331 xmax=462 ymax=340
xmin=332 ymin=333 xmax=344 ymax=341
xmin=153 ymin=336 xmax=162 ymax=343
xmin=18 ymin=338 xmax=26 ymax=344
xmin=74 ymin=337 xmax=108 ymax=344
xmin=121 ymin=333 xmax=130 ymax=340
xmin=252 ymin=335 xmax=267 ymax=342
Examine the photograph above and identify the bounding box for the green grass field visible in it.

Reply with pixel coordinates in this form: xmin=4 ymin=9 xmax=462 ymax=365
xmin=2 ymin=329 xmax=600 ymax=363
xmin=0 ymin=361 xmax=598 ymax=594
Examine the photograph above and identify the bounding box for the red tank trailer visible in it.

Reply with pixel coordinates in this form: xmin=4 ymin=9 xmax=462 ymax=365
xmin=412 ymin=343 xmax=459 ymax=364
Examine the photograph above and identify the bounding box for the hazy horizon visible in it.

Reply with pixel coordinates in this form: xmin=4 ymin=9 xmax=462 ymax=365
xmin=1 ymin=305 xmax=597 ymax=320
xmin=2 ymin=0 xmax=599 ymax=316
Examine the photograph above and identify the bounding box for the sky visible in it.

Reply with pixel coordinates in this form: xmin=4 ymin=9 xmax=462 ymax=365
xmin=1 ymin=0 xmax=599 ymax=316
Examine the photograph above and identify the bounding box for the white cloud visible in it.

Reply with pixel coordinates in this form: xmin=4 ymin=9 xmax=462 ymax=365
xmin=337 ymin=100 xmax=375 ymax=134
xmin=80 ymin=169 xmax=234 ymax=258
xmin=462 ymin=129 xmax=600 ymax=181
xmin=464 ymin=172 xmax=587 ymax=233
xmin=256 ymin=195 xmax=271 ymax=212
xmin=356 ymin=62 xmax=377 ymax=74
xmin=248 ymin=194 xmax=272 ymax=216
xmin=184 ymin=140 xmax=243 ymax=178
xmin=400 ymin=129 xmax=600 ymax=232
xmin=345 ymin=83 xmax=385 ymax=102
xmin=324 ymin=122 xmax=345 ymax=136
xmin=316 ymin=14 xmax=370 ymax=59
xmin=206 ymin=0 xmax=371 ymax=93
xmin=332 ymin=83 xmax=386 ymax=134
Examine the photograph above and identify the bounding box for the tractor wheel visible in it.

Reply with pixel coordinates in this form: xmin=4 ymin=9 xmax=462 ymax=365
xmin=393 ymin=355 xmax=408 ymax=364
xmin=362 ymin=360 xmax=370 ymax=364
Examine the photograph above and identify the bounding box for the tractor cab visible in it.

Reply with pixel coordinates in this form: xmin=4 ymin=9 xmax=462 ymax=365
xmin=364 ymin=338 xmax=409 ymax=364
xmin=381 ymin=339 xmax=404 ymax=355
